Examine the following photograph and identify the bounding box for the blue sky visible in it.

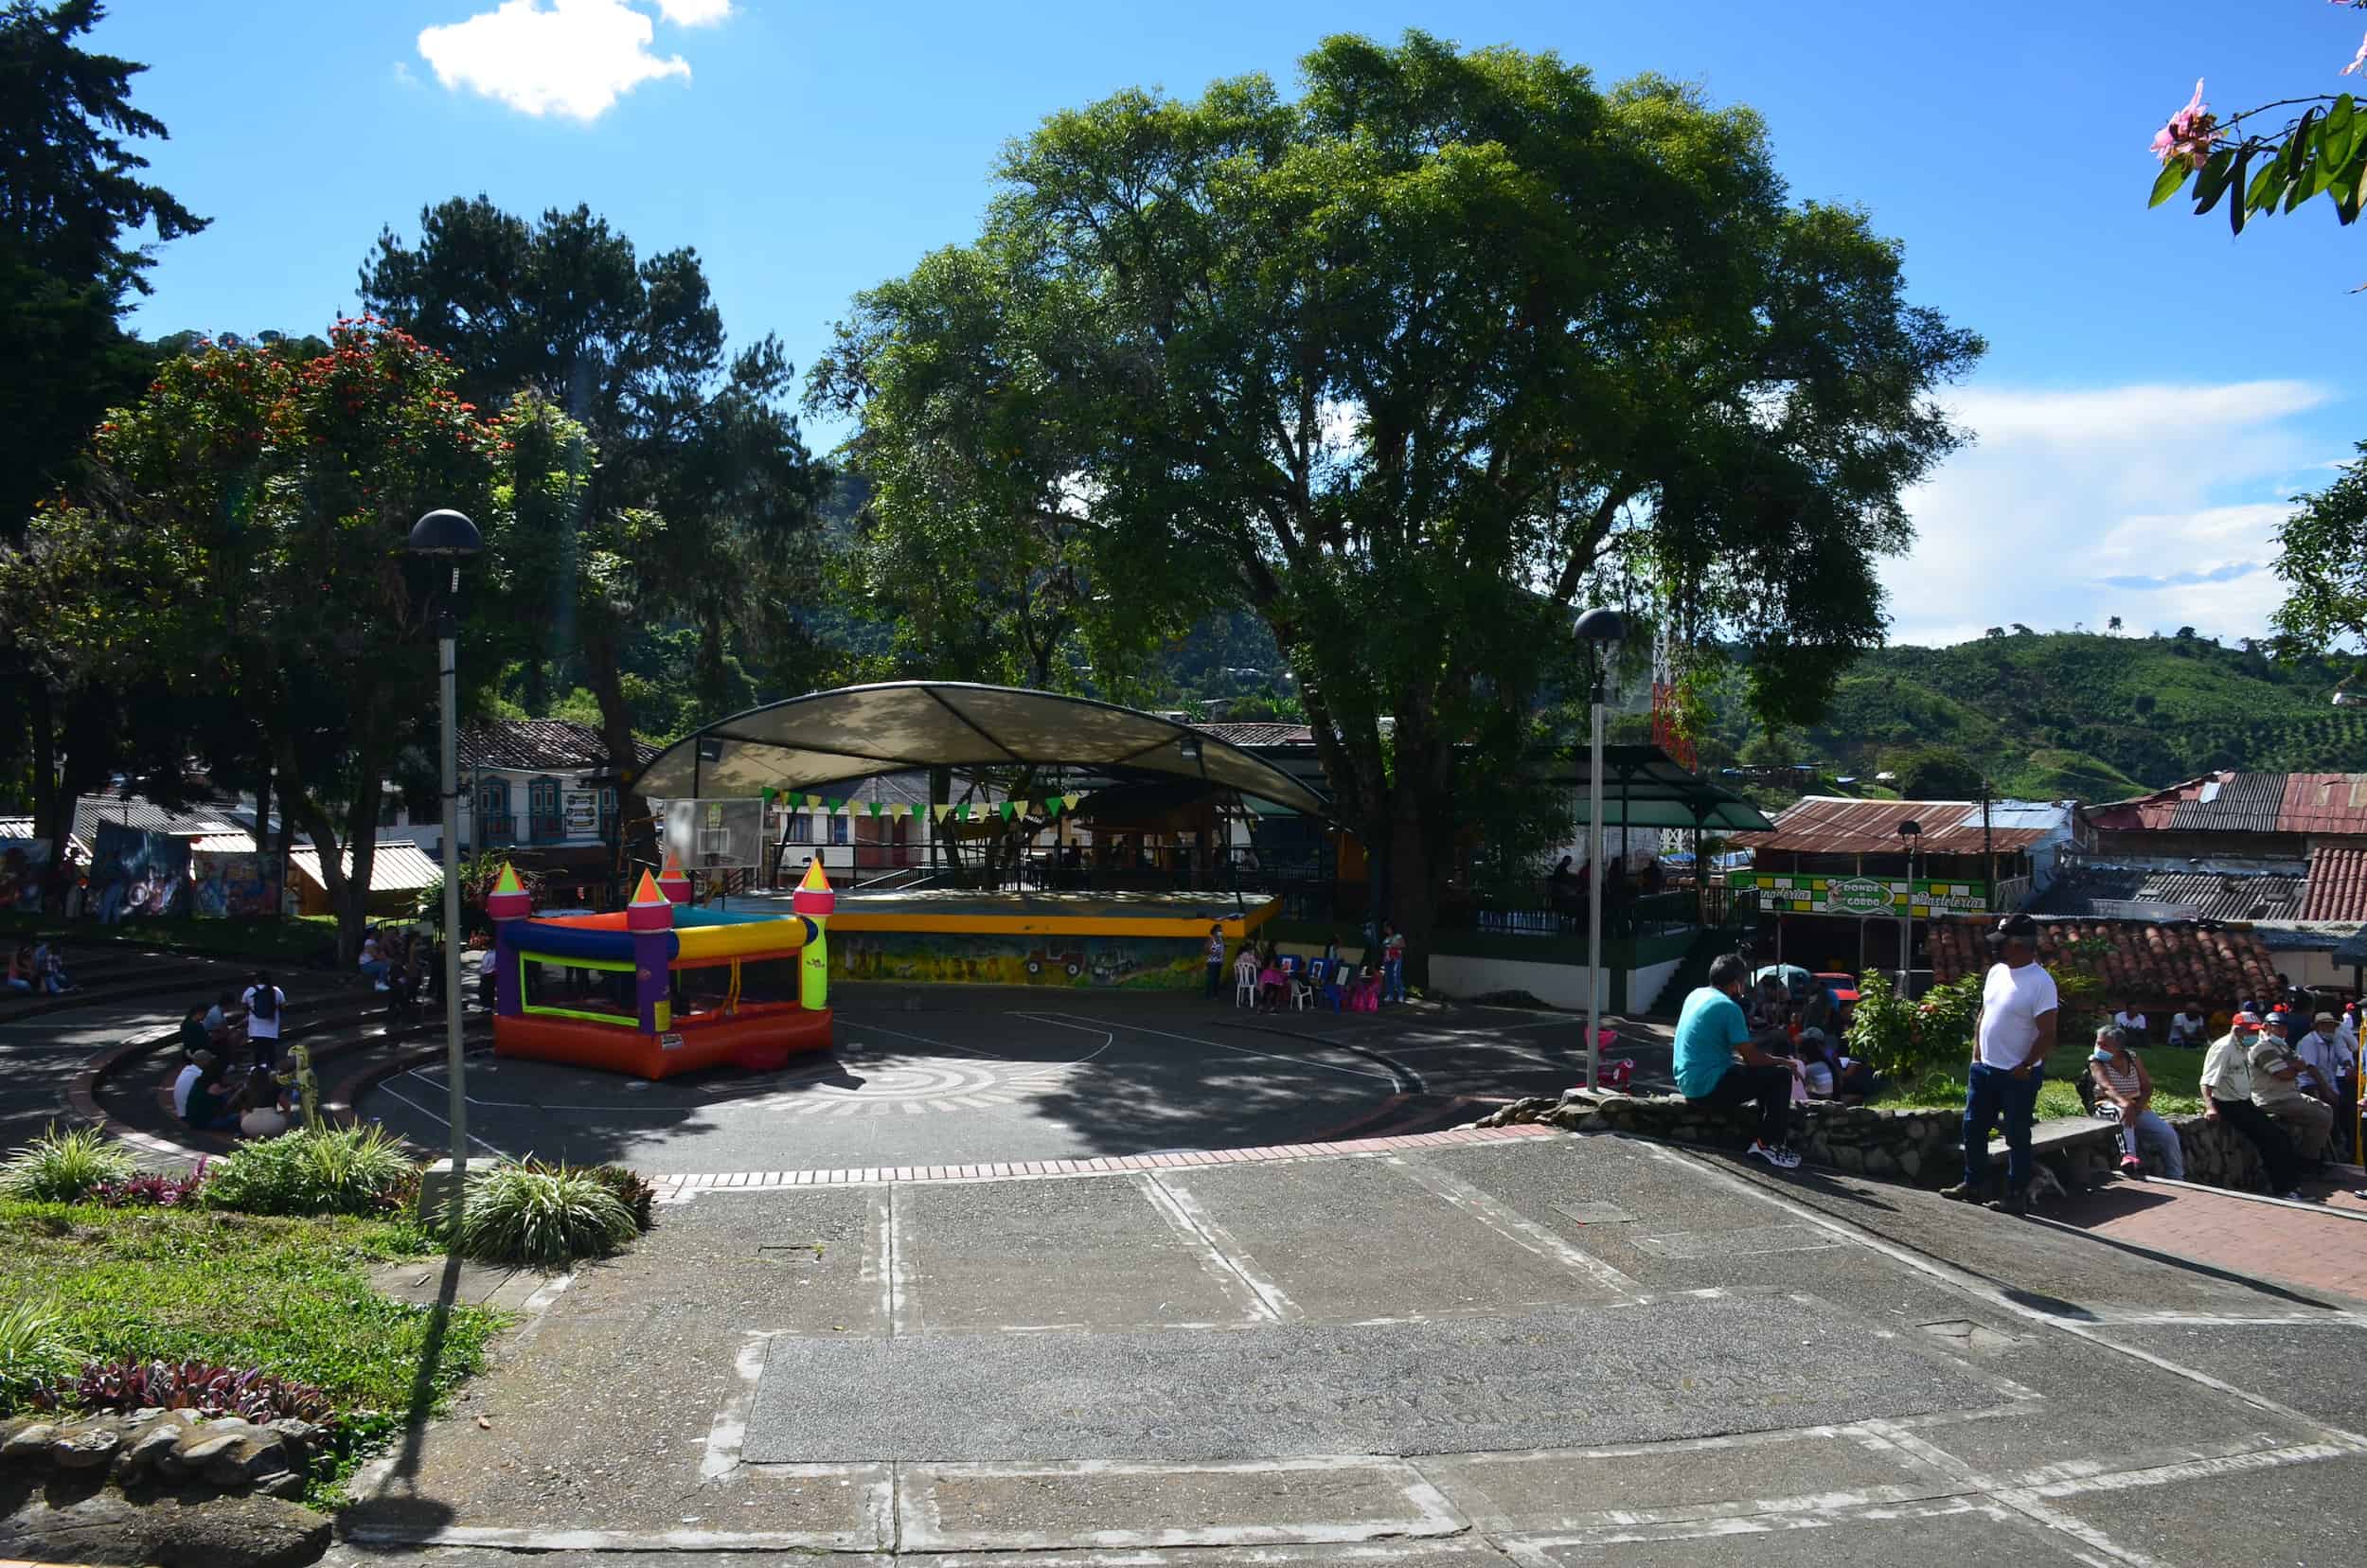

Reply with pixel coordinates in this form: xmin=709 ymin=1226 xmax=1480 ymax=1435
xmin=90 ymin=0 xmax=2367 ymax=648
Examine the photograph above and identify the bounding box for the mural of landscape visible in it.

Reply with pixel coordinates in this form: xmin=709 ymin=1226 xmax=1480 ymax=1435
xmin=830 ymin=930 xmax=1203 ymax=989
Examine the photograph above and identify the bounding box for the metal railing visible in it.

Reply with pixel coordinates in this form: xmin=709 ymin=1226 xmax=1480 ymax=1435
xmin=527 ymin=812 xmax=565 ymax=844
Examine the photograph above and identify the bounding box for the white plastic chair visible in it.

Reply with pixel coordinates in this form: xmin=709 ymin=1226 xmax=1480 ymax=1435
xmin=1233 ymin=953 xmax=1259 ymax=1007
xmin=1287 ymin=956 xmax=1314 ymax=1011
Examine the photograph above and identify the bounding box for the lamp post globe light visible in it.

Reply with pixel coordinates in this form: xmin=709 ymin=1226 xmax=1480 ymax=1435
xmin=407 ymin=508 xmax=483 ymax=1237
xmin=1574 ymin=607 xmax=1626 ymax=1094
xmin=1896 ymin=817 xmax=1923 ymax=999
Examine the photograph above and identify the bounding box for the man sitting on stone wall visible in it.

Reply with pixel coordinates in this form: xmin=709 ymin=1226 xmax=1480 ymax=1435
xmin=1673 ymin=953 xmax=1801 ymax=1170
xmin=2201 ymin=1011 xmax=2304 ymax=1201
xmin=2250 ymin=1012 xmax=2334 ymax=1168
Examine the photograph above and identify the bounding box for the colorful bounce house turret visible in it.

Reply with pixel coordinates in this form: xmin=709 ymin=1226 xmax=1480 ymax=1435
xmin=489 ymin=860 xmax=833 ymax=1078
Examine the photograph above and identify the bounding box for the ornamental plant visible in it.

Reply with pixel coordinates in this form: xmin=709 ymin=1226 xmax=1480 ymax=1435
xmin=2146 ymin=3 xmax=2367 ymax=236
xmin=454 ymin=1161 xmax=640 ymax=1268
xmin=0 ymin=1125 xmax=135 ymax=1203
xmin=1844 ymin=971 xmax=1984 ymax=1085
xmin=31 ymin=1359 xmax=336 ymax=1428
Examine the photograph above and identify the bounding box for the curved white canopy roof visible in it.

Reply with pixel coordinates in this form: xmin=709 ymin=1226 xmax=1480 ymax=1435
xmin=632 ymin=681 xmax=1330 ymax=818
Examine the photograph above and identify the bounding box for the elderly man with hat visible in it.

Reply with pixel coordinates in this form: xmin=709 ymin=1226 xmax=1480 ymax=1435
xmin=2252 ymin=1010 xmax=2335 ymax=1166
xmin=1941 ymin=913 xmax=2057 ymax=1215
xmin=2200 ymin=1011 xmax=2304 ymax=1200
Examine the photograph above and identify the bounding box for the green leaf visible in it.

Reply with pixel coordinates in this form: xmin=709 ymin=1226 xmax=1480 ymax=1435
xmin=2148 ymin=158 xmax=2192 ymax=208
xmin=2323 ymin=94 xmax=2358 ymax=169
xmin=2229 ymin=149 xmax=2252 ymax=233
xmin=2191 ymin=147 xmax=2236 ymax=214
xmin=2245 ymin=155 xmax=2285 ymax=214
xmin=2284 ymin=108 xmax=2322 ymax=182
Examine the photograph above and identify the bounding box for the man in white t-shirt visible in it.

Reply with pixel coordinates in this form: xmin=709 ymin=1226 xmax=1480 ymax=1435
xmin=240 ymin=971 xmax=285 ymax=1068
xmin=1942 ymin=914 xmax=2058 ymax=1215
xmin=2165 ymin=1001 xmax=2210 ymax=1049
xmin=2110 ymin=1003 xmax=2148 ymax=1047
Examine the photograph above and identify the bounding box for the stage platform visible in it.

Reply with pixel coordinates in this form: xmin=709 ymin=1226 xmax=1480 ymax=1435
xmin=725 ymin=885 xmax=1279 ymax=990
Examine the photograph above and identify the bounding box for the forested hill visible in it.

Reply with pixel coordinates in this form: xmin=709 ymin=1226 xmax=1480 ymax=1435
xmin=1778 ymin=632 xmax=2363 ymax=799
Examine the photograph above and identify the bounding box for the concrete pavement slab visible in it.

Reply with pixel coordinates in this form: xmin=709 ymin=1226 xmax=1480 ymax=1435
xmin=744 ymin=1295 xmax=2004 ymax=1464
xmin=895 ymin=1174 xmax=1260 ymax=1332
xmin=2098 ymin=1320 xmax=2367 ymax=1436
xmin=2015 ymin=1449 xmax=2367 ymax=1567
xmin=1522 ymin=1499 xmax=2095 ymax=1566
xmin=897 ymin=1456 xmax=1462 ymax=1550
xmin=1421 ymin=1428 xmax=1964 ymax=1532
xmin=1157 ymin=1155 xmax=1628 ymax=1321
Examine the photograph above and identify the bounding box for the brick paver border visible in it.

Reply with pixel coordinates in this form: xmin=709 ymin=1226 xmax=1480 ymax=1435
xmin=650 ymin=1122 xmax=1558 ymax=1196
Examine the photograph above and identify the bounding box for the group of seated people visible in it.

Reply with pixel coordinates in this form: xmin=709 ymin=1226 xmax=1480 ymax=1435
xmin=1746 ymin=971 xmax=1877 ymax=1104
xmin=1226 ymin=927 xmax=1409 ymax=1012
xmin=3 ymin=939 xmax=73 ymax=996
xmin=359 ymin=925 xmax=442 ymax=1015
xmin=171 ymin=970 xmax=310 ymax=1137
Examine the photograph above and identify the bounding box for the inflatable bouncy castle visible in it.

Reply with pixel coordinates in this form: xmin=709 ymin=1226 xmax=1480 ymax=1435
xmin=488 ymin=857 xmax=836 ymax=1078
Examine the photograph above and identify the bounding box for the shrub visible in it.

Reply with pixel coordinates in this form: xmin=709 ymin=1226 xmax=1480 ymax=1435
xmin=205 ymin=1126 xmax=415 ymax=1218
xmin=1845 ymin=971 xmax=1983 ymax=1083
xmin=454 ymin=1161 xmax=638 ymax=1268
xmin=89 ymin=1163 xmax=211 ymax=1209
xmin=567 ymin=1163 xmax=654 ymax=1234
xmin=31 ymin=1358 xmax=336 ymax=1428
xmin=0 ymin=1125 xmax=136 ymax=1203
xmin=0 ymin=1301 xmax=82 ymax=1410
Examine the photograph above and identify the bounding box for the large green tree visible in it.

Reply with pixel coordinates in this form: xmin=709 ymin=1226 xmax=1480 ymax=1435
xmin=2270 ymin=438 xmax=2367 ymax=667
xmin=818 ymin=33 xmax=1980 ymax=968
xmin=0 ymin=0 xmax=205 ymax=871
xmin=359 ymin=198 xmax=828 ymax=827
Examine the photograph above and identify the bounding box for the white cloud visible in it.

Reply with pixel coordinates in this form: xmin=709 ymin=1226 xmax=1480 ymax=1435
xmin=1884 ymin=380 xmax=2336 ymax=648
xmin=418 ymin=0 xmax=690 ymax=122
xmin=650 ymin=0 xmax=732 ymax=23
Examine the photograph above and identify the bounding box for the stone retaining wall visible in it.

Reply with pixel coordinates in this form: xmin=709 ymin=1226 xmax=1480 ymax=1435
xmin=0 ymin=1409 xmax=330 ymax=1567
xmin=1475 ymin=1091 xmax=2283 ymax=1195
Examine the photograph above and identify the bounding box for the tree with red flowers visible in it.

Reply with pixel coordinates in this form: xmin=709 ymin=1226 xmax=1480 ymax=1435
xmin=9 ymin=320 xmax=591 ymax=958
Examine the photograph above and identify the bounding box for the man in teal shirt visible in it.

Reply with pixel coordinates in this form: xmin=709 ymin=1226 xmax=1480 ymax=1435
xmin=1673 ymin=953 xmax=1802 ymax=1168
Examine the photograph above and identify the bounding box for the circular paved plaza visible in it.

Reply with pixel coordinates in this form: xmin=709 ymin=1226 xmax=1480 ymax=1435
xmin=356 ymin=989 xmax=1620 ymax=1174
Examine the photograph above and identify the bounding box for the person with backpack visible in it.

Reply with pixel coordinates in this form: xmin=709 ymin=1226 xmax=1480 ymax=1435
xmin=241 ymin=971 xmax=285 ymax=1069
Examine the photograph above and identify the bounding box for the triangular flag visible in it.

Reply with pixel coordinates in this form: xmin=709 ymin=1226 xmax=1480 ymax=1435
xmin=1043 ymin=796 xmax=1062 ymax=817
xmin=998 ymin=801 xmax=1015 ymax=820
xmin=825 ymin=797 xmax=845 ymax=814
xmin=868 ymin=801 xmax=884 ymax=817
xmin=1011 ymin=799 xmax=1030 ymax=816
xmin=1063 ymin=793 xmax=1081 ymax=810
xmin=760 ymin=787 xmax=776 ymax=804
xmin=932 ymin=804 xmax=952 ymax=822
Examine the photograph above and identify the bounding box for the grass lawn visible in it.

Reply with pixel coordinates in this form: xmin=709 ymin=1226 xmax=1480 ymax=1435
xmin=1872 ymin=1040 xmax=2207 ymax=1121
xmin=0 ymin=911 xmax=340 ymax=965
xmin=0 ymin=1200 xmax=502 ymax=1506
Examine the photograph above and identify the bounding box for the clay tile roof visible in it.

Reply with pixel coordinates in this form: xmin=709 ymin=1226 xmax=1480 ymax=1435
xmin=2304 ymin=846 xmax=2367 ymax=921
xmin=2278 ymin=774 xmax=2367 ymax=835
xmin=457 ymin=719 xmax=658 ymax=773
xmin=1728 ymin=796 xmax=2065 ymax=856
xmin=1927 ymin=916 xmax=2280 ymax=1007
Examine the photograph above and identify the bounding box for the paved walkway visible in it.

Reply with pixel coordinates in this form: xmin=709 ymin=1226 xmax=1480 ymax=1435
xmin=329 ymin=1128 xmax=2367 ymax=1567
xmin=2046 ymin=1177 xmax=2367 ymax=1305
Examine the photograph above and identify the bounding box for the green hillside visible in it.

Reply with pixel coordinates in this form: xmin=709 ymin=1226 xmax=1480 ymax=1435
xmin=1743 ymin=632 xmax=2362 ymax=797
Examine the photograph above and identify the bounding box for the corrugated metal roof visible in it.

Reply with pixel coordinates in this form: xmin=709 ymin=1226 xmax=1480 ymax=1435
xmin=190 ymin=833 xmax=262 ymax=854
xmin=287 ymin=841 xmax=441 ymax=894
xmin=2305 ymin=846 xmax=2367 ymax=921
xmin=1729 ymin=796 xmax=2065 ymax=855
xmin=2133 ymin=869 xmax=2308 ymax=922
xmin=1193 ymin=722 xmax=1316 ymax=748
xmin=71 ymin=794 xmax=244 ymax=842
xmin=458 ymin=719 xmax=657 ymax=773
xmin=2166 ymin=772 xmax=2290 ymax=833
xmin=2278 ymin=774 xmax=2367 ymax=834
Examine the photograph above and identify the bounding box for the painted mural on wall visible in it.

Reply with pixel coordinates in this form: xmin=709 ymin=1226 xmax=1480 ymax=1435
xmin=0 ymin=841 xmax=49 ymax=912
xmin=190 ymin=849 xmax=284 ymax=918
xmin=89 ymin=822 xmax=189 ymax=920
xmin=830 ymin=930 xmax=1201 ymax=989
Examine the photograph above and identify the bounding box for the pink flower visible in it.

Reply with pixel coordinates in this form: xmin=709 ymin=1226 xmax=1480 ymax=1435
xmin=2346 ymin=30 xmax=2367 ymax=76
xmin=2150 ymin=79 xmax=2220 ymax=167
